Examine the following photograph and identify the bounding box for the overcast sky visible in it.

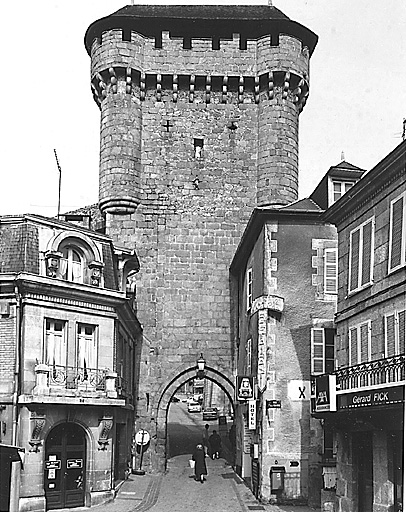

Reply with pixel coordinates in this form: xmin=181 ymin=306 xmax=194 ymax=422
xmin=1 ymin=1 xmax=405 ymax=216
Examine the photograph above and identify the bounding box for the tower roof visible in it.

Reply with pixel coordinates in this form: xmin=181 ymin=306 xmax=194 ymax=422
xmin=85 ymin=4 xmax=318 ymax=55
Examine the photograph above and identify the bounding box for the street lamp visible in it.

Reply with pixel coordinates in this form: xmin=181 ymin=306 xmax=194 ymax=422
xmin=196 ymin=353 xmax=205 ymax=379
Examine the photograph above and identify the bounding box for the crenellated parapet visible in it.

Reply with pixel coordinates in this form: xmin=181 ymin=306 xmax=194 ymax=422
xmin=91 ymin=67 xmax=309 ymax=112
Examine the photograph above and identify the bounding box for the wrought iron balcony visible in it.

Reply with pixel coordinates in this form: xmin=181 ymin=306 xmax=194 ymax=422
xmin=335 ymin=354 xmax=405 ymax=391
xmin=49 ymin=364 xmax=108 ymax=391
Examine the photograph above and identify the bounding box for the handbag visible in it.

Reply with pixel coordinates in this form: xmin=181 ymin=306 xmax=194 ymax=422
xmin=189 ymin=459 xmax=195 ymax=469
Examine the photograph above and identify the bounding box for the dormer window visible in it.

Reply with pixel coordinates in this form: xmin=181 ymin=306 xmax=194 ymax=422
xmin=45 ymin=231 xmax=104 ymax=287
xmin=61 ymin=246 xmax=84 ymax=283
xmin=332 ymin=181 xmax=353 ymax=204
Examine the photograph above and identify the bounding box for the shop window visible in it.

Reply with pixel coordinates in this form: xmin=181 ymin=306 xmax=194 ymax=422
xmin=384 ymin=310 xmax=405 ymax=357
xmin=348 ymin=217 xmax=374 ymax=294
xmin=311 ymin=328 xmax=335 ymax=374
xmin=388 ymin=192 xmax=406 ymax=273
xmin=349 ymin=320 xmax=371 ymax=365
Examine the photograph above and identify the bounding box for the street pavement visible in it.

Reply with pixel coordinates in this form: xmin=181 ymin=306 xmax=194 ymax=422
xmin=86 ymin=454 xmax=321 ymax=512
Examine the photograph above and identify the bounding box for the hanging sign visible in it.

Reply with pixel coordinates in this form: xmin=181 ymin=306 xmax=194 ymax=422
xmin=257 ymin=310 xmax=267 ymax=392
xmin=315 ymin=375 xmax=337 ymax=412
xmin=236 ymin=376 xmax=254 ymax=400
xmin=248 ymin=400 xmax=257 ymax=430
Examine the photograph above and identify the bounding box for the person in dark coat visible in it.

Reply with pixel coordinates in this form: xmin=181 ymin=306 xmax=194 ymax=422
xmin=209 ymin=430 xmax=222 ymax=459
xmin=192 ymin=444 xmax=207 ymax=483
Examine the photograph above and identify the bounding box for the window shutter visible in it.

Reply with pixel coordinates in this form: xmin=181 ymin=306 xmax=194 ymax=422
xmin=361 ymin=221 xmax=373 ymax=286
xmin=311 ymin=328 xmax=325 ymax=374
xmin=324 ymin=248 xmax=338 ymax=294
xmin=390 ymin=197 xmax=404 ymax=270
xmin=385 ymin=314 xmax=396 ymax=357
xmin=349 ymin=327 xmax=358 ymax=365
xmin=360 ymin=322 xmax=370 ymax=362
xmin=349 ymin=229 xmax=360 ymax=292
xmin=398 ymin=310 xmax=405 ymax=355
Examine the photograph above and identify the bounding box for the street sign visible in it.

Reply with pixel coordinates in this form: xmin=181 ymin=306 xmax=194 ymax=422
xmin=67 ymin=459 xmax=83 ymax=469
xmin=266 ymin=399 xmax=281 ymax=409
xmin=135 ymin=429 xmax=150 ymax=446
xmin=45 ymin=460 xmax=61 ymax=470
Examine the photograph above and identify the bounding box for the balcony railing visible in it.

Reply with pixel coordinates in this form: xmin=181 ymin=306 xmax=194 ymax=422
xmin=335 ymin=354 xmax=405 ymax=391
xmin=49 ymin=365 xmax=107 ymax=391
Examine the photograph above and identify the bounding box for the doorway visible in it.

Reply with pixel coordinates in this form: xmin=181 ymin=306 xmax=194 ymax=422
xmin=44 ymin=423 xmax=86 ymax=510
xmin=354 ymin=432 xmax=373 ymax=512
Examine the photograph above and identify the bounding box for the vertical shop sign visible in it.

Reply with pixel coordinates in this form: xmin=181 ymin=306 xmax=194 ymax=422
xmin=248 ymin=399 xmax=257 ymax=430
xmin=257 ymin=310 xmax=267 ymax=392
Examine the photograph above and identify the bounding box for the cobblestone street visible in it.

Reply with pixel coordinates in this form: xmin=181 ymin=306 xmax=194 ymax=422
xmin=84 ymin=454 xmax=321 ymax=512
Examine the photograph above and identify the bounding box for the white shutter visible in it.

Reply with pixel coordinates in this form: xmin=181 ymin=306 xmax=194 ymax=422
xmin=324 ymin=248 xmax=338 ymax=294
xmin=311 ymin=328 xmax=325 ymax=374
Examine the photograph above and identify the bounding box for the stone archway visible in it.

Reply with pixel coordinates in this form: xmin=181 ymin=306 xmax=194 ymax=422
xmin=153 ymin=365 xmax=235 ymax=471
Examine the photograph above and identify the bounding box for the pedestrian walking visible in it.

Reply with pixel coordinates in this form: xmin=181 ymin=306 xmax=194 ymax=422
xmin=202 ymin=423 xmax=210 ymax=455
xmin=192 ymin=444 xmax=207 ymax=483
xmin=209 ymin=430 xmax=222 ymax=459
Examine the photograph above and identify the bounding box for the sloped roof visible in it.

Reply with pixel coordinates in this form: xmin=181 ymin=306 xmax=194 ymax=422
xmin=85 ymin=4 xmax=318 ymax=55
xmin=279 ymin=197 xmax=323 ymax=212
xmin=110 ymin=5 xmax=290 ymax=21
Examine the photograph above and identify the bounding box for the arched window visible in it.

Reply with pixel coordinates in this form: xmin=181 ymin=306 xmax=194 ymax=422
xmin=61 ymin=246 xmax=84 ymax=283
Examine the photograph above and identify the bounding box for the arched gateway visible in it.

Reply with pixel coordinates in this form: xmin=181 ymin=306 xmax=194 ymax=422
xmin=153 ymin=365 xmax=235 ymax=471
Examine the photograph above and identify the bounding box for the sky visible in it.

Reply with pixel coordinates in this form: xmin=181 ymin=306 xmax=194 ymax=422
xmin=1 ymin=0 xmax=405 ymax=217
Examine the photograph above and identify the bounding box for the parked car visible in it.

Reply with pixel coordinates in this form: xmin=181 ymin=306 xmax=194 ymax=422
xmin=170 ymin=395 xmax=180 ymax=402
xmin=202 ymin=407 xmax=218 ymax=421
xmin=187 ymin=401 xmax=202 ymax=413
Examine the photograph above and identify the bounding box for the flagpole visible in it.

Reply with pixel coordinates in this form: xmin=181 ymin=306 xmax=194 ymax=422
xmin=54 ymin=149 xmax=62 ymax=219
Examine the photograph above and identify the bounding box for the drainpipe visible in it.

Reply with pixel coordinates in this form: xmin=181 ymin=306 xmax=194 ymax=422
xmin=11 ymin=279 xmax=22 ymax=446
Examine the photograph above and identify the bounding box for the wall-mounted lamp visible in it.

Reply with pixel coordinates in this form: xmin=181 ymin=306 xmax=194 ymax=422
xmin=196 ymin=353 xmax=206 ymax=379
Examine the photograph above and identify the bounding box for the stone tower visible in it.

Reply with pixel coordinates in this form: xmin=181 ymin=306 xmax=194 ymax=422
xmin=85 ymin=5 xmax=317 ymax=470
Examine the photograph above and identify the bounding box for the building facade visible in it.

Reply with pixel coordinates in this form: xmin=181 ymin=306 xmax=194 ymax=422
xmin=229 ymin=200 xmax=337 ymax=505
xmin=312 ymin=140 xmax=405 ymax=512
xmin=0 ymin=214 xmax=142 ymax=512
xmin=84 ymin=4 xmax=318 ymax=471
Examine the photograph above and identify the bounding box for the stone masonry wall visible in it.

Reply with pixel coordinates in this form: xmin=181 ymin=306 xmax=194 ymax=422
xmin=91 ymin=24 xmax=312 ymax=470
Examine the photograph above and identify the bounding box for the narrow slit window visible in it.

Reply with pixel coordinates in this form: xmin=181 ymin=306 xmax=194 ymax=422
xmin=194 ymin=138 xmax=204 ymax=159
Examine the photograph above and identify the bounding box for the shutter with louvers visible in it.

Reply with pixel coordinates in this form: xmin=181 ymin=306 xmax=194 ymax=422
xmin=324 ymin=248 xmax=338 ymax=294
xmin=390 ymin=197 xmax=404 ymax=271
xmin=360 ymin=322 xmax=370 ymax=361
xmin=311 ymin=328 xmax=325 ymax=374
xmin=349 ymin=327 xmax=358 ymax=365
xmin=349 ymin=229 xmax=360 ymax=292
xmin=398 ymin=310 xmax=405 ymax=354
xmin=385 ymin=314 xmax=396 ymax=357
xmin=361 ymin=221 xmax=373 ymax=286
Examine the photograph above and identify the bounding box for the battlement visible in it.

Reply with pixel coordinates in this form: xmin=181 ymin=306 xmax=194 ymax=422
xmin=91 ymin=29 xmax=310 ymax=80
